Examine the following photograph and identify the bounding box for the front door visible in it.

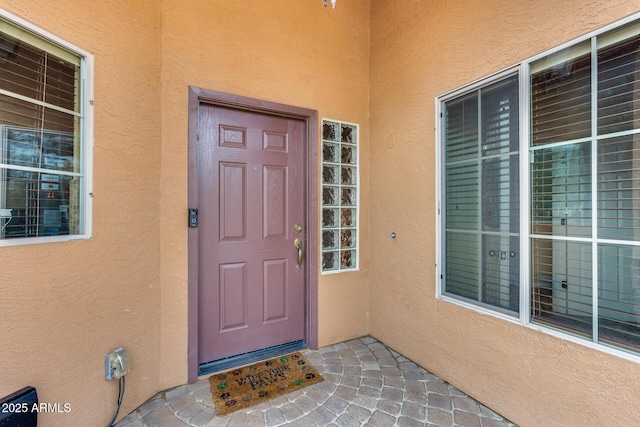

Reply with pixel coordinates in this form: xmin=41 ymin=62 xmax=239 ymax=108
xmin=196 ymin=103 xmax=306 ymax=364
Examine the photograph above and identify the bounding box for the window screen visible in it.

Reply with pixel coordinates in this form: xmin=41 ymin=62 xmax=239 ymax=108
xmin=439 ymin=14 xmax=640 ymax=358
xmin=442 ymin=75 xmax=520 ymax=313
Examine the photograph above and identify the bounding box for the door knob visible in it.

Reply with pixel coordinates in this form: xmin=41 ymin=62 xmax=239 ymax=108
xmin=294 ymin=238 xmax=303 ymax=271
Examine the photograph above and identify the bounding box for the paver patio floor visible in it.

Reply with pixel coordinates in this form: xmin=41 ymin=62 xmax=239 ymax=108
xmin=115 ymin=336 xmax=517 ymax=427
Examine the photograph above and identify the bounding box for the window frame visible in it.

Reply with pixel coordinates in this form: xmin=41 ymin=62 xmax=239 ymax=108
xmin=437 ymin=68 xmax=525 ymax=317
xmin=0 ymin=7 xmax=93 ymax=246
xmin=436 ymin=11 xmax=640 ymax=363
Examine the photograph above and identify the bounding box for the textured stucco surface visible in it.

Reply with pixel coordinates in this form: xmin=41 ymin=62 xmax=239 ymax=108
xmin=158 ymin=0 xmax=372 ymax=385
xmin=0 ymin=1 xmax=370 ymax=425
xmin=2 ymin=0 xmax=640 ymax=425
xmin=0 ymin=0 xmax=163 ymax=425
xmin=368 ymin=1 xmax=640 ymax=426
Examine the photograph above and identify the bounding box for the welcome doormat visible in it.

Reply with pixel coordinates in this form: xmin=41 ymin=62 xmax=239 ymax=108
xmin=209 ymin=352 xmax=323 ymax=415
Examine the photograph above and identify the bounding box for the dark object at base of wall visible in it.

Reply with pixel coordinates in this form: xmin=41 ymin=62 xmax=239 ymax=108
xmin=0 ymin=387 xmax=38 ymax=427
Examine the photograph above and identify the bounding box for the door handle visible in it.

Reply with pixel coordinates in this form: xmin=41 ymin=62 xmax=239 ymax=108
xmin=294 ymin=238 xmax=303 ymax=271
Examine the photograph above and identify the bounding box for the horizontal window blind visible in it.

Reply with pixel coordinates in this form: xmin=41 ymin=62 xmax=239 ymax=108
xmin=0 ymin=94 xmax=75 ymax=135
xmin=530 ymin=21 xmax=640 ymax=353
xmin=598 ymin=244 xmax=640 ymax=352
xmin=0 ymin=18 xmax=80 ymax=66
xmin=440 ymin=13 xmax=640 ymax=357
xmin=531 ymin=239 xmax=594 ymax=339
xmin=598 ymin=34 xmax=640 ymax=135
xmin=0 ymin=17 xmax=83 ymax=240
xmin=597 ymin=135 xmax=640 ymax=240
xmin=445 ymin=232 xmax=479 ymax=300
xmin=530 ymin=143 xmax=592 ymax=238
xmin=445 ymin=92 xmax=478 ymax=163
xmin=0 ymin=30 xmax=78 ymax=114
xmin=445 ymin=163 xmax=478 ymax=230
xmin=443 ymin=75 xmax=520 ymax=313
xmin=531 ymin=46 xmax=592 ymax=145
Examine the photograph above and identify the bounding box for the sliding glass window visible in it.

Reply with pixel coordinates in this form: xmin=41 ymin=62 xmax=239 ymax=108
xmin=438 ymin=15 xmax=640 ymax=357
xmin=441 ymin=74 xmax=520 ymax=315
xmin=530 ymin=21 xmax=640 ymax=352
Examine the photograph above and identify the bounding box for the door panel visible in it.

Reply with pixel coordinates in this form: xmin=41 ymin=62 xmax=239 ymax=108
xmin=219 ymin=262 xmax=248 ymax=331
xmin=264 ymin=259 xmax=287 ymax=322
xmin=220 ymin=162 xmax=246 ymax=241
xmin=264 ymin=166 xmax=287 ymax=238
xmin=198 ymin=105 xmax=305 ymax=363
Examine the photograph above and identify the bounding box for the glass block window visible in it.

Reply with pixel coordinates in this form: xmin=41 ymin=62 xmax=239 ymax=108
xmin=321 ymin=119 xmax=358 ymax=273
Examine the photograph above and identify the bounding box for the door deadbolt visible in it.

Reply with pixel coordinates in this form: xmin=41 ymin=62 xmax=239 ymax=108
xmin=294 ymin=223 xmax=303 ymax=233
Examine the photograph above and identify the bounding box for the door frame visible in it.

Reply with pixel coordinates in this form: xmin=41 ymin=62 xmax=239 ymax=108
xmin=187 ymin=87 xmax=319 ymax=382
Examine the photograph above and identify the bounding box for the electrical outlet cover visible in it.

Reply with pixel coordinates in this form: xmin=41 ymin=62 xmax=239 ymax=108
xmin=105 ymin=353 xmax=114 ymax=380
xmin=105 ymin=347 xmax=131 ymax=380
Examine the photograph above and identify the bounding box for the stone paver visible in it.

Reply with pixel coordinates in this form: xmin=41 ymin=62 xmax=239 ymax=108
xmin=115 ymin=336 xmax=517 ymax=427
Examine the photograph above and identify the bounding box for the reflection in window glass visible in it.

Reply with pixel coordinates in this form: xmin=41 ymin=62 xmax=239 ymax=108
xmin=529 ymin=20 xmax=640 ymax=353
xmin=0 ymin=16 xmax=86 ymax=241
xmin=442 ymin=75 xmax=520 ymax=313
xmin=439 ymin=14 xmax=640 ymax=357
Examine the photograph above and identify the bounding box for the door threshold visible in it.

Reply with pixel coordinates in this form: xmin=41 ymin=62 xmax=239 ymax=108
xmin=198 ymin=340 xmax=307 ymax=377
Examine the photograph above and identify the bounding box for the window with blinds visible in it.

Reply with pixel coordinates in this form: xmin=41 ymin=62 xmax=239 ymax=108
xmin=442 ymin=75 xmax=520 ymax=314
xmin=0 ymin=14 xmax=89 ymax=242
xmin=530 ymin=20 xmax=640 ymax=353
xmin=438 ymin=15 xmax=640 ymax=357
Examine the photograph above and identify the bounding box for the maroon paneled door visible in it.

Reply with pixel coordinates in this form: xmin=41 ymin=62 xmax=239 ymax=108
xmin=197 ymin=104 xmax=306 ymax=363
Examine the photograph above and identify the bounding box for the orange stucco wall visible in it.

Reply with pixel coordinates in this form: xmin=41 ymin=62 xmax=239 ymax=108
xmin=368 ymin=1 xmax=640 ymax=426
xmin=0 ymin=1 xmax=370 ymax=425
xmin=0 ymin=0 xmax=163 ymax=425
xmin=158 ymin=0 xmax=372 ymax=391
xmin=1 ymin=0 xmax=640 ymax=425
